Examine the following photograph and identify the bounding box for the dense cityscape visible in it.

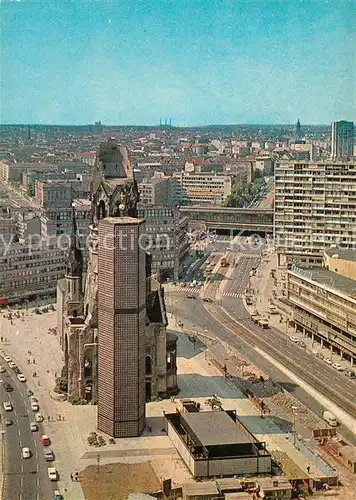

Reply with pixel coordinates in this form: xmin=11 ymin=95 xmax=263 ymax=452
xmin=0 ymin=118 xmax=355 ymax=500
xmin=1 ymin=0 xmax=356 ymax=499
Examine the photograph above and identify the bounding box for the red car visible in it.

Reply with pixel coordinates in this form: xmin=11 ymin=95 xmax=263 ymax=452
xmin=41 ymin=435 xmax=51 ymax=446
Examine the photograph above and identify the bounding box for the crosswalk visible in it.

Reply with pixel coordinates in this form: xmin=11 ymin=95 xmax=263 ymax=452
xmin=221 ymin=292 xmax=244 ymax=298
xmin=174 ymin=286 xmax=201 ymax=294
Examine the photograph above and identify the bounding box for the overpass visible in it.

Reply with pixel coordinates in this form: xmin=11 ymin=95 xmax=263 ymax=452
xmin=179 ymin=206 xmax=274 ymax=234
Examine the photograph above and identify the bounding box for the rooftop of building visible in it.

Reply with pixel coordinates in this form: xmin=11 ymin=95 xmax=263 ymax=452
xmin=289 ymin=264 xmax=356 ymax=300
xmin=100 ymin=216 xmax=143 ymax=225
xmin=181 ymin=411 xmax=255 ymax=447
xmin=324 ymin=248 xmax=356 ymax=263
xmin=257 ymin=476 xmax=292 ymax=491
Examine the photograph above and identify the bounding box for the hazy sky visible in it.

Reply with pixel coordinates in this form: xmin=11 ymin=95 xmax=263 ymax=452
xmin=1 ymin=0 xmax=355 ymax=125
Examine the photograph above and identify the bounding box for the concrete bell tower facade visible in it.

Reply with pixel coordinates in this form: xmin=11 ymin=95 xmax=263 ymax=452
xmin=97 ymin=217 xmax=146 ymax=438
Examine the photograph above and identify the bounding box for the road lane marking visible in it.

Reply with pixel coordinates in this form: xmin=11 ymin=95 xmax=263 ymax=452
xmin=21 ymin=464 xmax=23 ymax=472
xmin=254 ymin=346 xmax=356 ymax=435
xmin=20 ymin=477 xmax=23 ymax=487
xmin=36 ymin=463 xmax=39 ymax=472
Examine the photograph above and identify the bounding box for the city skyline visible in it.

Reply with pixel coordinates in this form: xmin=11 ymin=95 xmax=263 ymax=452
xmin=1 ymin=0 xmax=355 ymax=126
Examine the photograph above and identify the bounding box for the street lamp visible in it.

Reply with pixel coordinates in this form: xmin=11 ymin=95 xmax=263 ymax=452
xmin=291 ymin=405 xmax=298 ymax=448
xmin=174 ymin=300 xmax=178 ymax=325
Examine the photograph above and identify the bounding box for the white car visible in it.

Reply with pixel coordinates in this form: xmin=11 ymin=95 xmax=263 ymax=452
xmin=0 ymin=365 xmax=5 ymax=373
xmin=325 ymin=358 xmax=333 ymax=365
xmin=4 ymin=356 xmax=11 ymax=363
xmin=17 ymin=374 xmax=26 ymax=382
xmin=31 ymin=402 xmax=39 ymax=412
xmin=35 ymin=413 xmax=44 ymax=423
xmin=8 ymin=361 xmax=16 ymax=369
xmin=332 ymin=363 xmax=344 ymax=371
xmin=47 ymin=467 xmax=57 ymax=481
xmin=22 ymin=447 xmax=31 ymax=459
xmin=289 ymin=336 xmax=300 ymax=343
xmin=3 ymin=402 xmax=13 ymax=411
xmin=30 ymin=422 xmax=38 ymax=432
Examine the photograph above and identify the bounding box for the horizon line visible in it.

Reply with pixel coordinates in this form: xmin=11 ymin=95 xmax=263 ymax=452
xmin=1 ymin=122 xmax=349 ymax=128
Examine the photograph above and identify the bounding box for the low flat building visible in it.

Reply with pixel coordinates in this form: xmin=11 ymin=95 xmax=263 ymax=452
xmin=165 ymin=410 xmax=271 ymax=478
xmin=257 ymin=476 xmax=292 ymax=499
xmin=287 ymin=254 xmax=356 ymax=366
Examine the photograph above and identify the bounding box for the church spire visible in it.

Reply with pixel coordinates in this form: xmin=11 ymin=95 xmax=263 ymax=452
xmin=66 ymin=208 xmax=83 ymax=278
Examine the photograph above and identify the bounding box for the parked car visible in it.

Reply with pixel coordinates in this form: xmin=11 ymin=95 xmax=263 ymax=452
xmin=0 ymin=365 xmax=6 ymax=373
xmin=203 ymin=297 xmax=213 ymax=303
xmin=297 ymin=340 xmax=306 ymax=348
xmin=35 ymin=414 xmax=44 ymax=423
xmin=344 ymin=370 xmax=356 ymax=379
xmin=289 ymin=336 xmax=300 ymax=343
xmin=53 ymin=491 xmax=63 ymax=500
xmin=5 ymin=419 xmax=13 ymax=426
xmin=44 ymin=448 xmax=55 ymax=461
xmin=17 ymin=374 xmax=26 ymax=382
xmin=332 ymin=362 xmax=344 ymax=371
xmin=4 ymin=383 xmax=13 ymax=392
xmin=31 ymin=401 xmax=39 ymax=412
xmin=47 ymin=467 xmax=57 ymax=481
xmin=41 ymin=435 xmax=51 ymax=446
xmin=3 ymin=402 xmax=13 ymax=411
xmin=30 ymin=422 xmax=38 ymax=432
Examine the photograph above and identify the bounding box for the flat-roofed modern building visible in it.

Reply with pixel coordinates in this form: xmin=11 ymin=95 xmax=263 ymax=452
xmin=97 ymin=217 xmax=146 ymax=437
xmin=287 ymin=251 xmax=356 ymax=366
xmin=331 ymin=121 xmax=354 ymax=159
xmin=137 ymin=205 xmax=189 ymax=281
xmin=165 ymin=410 xmax=271 ymax=478
xmin=274 ymin=160 xmax=356 ymax=266
xmin=0 ymin=240 xmax=66 ymax=305
xmin=175 ymin=171 xmax=234 ymax=206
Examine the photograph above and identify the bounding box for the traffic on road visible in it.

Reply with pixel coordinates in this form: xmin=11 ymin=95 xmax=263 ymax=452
xmin=0 ymin=349 xmax=62 ymax=500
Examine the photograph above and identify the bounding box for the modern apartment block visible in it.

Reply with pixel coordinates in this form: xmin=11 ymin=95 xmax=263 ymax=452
xmin=274 ymin=160 xmax=356 ymax=265
xmin=175 ymin=171 xmax=234 ymax=206
xmin=287 ymin=249 xmax=356 ymax=366
xmin=137 ymin=205 xmax=189 ymax=281
xmin=331 ymin=121 xmax=354 ymax=159
xmin=97 ymin=217 xmax=146 ymax=437
xmin=0 ymin=240 xmax=66 ymax=304
xmin=138 ymin=171 xmax=177 ymax=206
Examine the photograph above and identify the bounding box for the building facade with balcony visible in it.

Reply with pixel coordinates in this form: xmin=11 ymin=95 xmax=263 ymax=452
xmin=0 ymin=240 xmax=66 ymax=304
xmin=287 ymin=256 xmax=356 ymax=366
xmin=274 ymin=161 xmax=356 ymax=266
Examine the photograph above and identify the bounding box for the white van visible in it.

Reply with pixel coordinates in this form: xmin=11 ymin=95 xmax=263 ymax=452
xmin=323 ymin=410 xmax=338 ymax=427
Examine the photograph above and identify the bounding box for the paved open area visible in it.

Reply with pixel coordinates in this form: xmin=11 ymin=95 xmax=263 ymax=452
xmin=1 ymin=258 xmax=355 ymax=499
